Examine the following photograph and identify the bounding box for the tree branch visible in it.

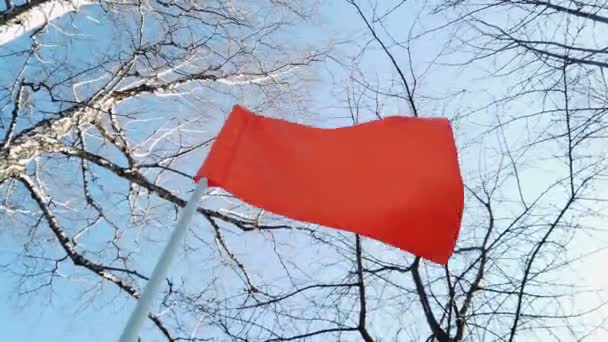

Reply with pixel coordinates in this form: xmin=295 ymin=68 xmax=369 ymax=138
xmin=355 ymin=235 xmax=375 ymax=342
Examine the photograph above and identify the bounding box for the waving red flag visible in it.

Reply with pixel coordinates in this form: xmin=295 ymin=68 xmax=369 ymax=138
xmin=195 ymin=105 xmax=464 ymax=264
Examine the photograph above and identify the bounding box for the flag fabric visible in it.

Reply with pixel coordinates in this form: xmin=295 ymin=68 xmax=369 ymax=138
xmin=195 ymin=105 xmax=464 ymax=264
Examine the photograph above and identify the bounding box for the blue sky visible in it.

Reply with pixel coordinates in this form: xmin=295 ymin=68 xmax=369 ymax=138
xmin=1 ymin=1 xmax=608 ymax=341
xmin=0 ymin=2 xmax=363 ymax=341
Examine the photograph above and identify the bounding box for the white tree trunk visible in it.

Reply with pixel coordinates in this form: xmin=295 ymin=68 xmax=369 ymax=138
xmin=0 ymin=0 xmax=92 ymax=46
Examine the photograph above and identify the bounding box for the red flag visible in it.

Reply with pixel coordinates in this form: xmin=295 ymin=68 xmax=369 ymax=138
xmin=195 ymin=105 xmax=464 ymax=264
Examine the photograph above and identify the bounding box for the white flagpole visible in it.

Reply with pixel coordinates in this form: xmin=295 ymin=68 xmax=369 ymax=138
xmin=118 ymin=178 xmax=209 ymax=342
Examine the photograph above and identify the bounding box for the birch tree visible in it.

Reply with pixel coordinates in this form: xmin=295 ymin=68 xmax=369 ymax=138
xmin=2 ymin=0 xmax=608 ymax=341
xmin=1 ymin=1 xmax=330 ymax=340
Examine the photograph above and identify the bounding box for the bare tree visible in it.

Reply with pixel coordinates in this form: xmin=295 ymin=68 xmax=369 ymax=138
xmin=1 ymin=1 xmax=332 ymax=340
xmin=2 ymin=0 xmax=608 ymax=341
xmin=332 ymin=0 xmax=608 ymax=341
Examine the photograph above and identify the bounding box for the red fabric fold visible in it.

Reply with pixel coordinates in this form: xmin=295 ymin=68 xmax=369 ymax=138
xmin=195 ymin=105 xmax=464 ymax=264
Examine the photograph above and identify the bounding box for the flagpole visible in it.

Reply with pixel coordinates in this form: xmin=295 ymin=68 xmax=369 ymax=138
xmin=118 ymin=178 xmax=209 ymax=342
